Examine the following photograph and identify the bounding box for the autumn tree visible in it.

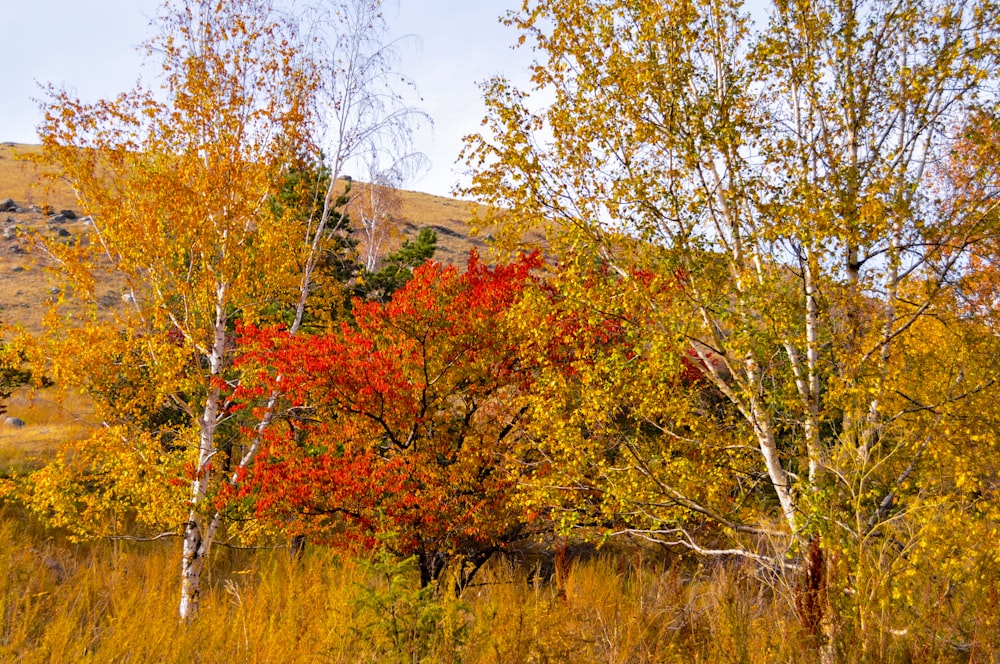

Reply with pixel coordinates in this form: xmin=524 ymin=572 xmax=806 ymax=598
xmin=938 ymin=109 xmax=1000 ymax=329
xmin=28 ymin=0 xmax=426 ymax=620
xmin=232 ymin=252 xmax=541 ymax=588
xmin=353 ymin=146 xmax=429 ymax=273
xmin=465 ymin=0 xmax=1000 ymax=651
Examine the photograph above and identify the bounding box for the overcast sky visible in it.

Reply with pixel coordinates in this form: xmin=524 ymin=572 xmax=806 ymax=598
xmin=0 ymin=0 xmax=533 ymax=198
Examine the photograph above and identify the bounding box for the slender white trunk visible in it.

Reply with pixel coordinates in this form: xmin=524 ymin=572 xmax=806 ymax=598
xmin=179 ymin=282 xmax=228 ymax=620
xmin=744 ymin=356 xmax=798 ymax=533
xmin=803 ymin=250 xmax=822 ymax=484
xmin=751 ymin=395 xmax=798 ymax=533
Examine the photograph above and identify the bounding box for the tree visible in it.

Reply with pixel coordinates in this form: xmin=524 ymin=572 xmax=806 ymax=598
xmin=231 ymin=252 xmax=541 ymax=588
xmin=353 ymin=146 xmax=430 ymax=273
xmin=268 ymin=159 xmax=362 ymax=330
xmin=356 ymin=176 xmax=403 ymax=273
xmin=353 ymin=226 xmax=438 ymax=303
xmin=508 ymin=247 xmax=757 ymax=546
xmin=938 ymin=109 xmax=1000 ymax=330
xmin=464 ymin=0 xmax=1000 ymax=652
xmin=29 ymin=0 xmax=425 ymax=620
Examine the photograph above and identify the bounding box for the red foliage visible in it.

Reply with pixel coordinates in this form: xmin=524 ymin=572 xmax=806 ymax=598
xmin=231 ymin=251 xmax=542 ymax=583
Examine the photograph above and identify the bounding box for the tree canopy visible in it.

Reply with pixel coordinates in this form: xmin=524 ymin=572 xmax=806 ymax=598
xmin=28 ymin=0 xmax=427 ymax=620
xmin=463 ymin=0 xmax=1000 ymax=650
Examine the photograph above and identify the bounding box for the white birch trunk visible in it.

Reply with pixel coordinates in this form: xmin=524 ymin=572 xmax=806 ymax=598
xmin=747 ymin=378 xmax=798 ymax=533
xmin=179 ymin=282 xmax=228 ymax=620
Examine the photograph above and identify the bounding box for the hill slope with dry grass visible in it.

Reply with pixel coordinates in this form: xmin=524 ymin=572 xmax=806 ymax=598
xmin=0 ymin=142 xmax=494 ymax=336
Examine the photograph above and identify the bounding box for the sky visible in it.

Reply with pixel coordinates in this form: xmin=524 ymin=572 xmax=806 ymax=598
xmin=0 ymin=0 xmax=535 ymax=198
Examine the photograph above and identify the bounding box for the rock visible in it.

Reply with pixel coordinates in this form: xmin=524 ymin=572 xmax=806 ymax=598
xmin=4 ymin=416 xmax=25 ymax=428
xmin=48 ymin=214 xmax=67 ymax=224
xmin=11 ymin=266 xmax=24 ymax=272
xmin=8 ymin=244 xmax=24 ymax=254
xmin=59 ymin=209 xmax=78 ymax=220
xmin=55 ymin=227 xmax=71 ymax=237
xmin=0 ymin=198 xmax=16 ymax=212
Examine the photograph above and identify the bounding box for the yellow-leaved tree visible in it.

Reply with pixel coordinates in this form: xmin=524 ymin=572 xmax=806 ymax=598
xmin=28 ymin=0 xmax=425 ymax=620
xmin=465 ymin=0 xmax=1000 ymax=655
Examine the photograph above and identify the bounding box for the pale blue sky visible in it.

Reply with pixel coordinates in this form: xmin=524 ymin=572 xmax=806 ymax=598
xmin=0 ymin=0 xmax=532 ymax=198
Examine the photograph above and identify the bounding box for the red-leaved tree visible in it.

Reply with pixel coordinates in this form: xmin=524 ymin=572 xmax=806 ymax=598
xmin=231 ymin=251 xmax=542 ymax=587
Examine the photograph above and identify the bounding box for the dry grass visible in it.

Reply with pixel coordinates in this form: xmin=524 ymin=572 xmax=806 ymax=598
xmin=344 ymin=182 xmax=489 ymax=266
xmin=0 ymin=143 xmax=77 ymax=212
xmin=0 ymin=143 xmax=487 ymax=250
xmin=0 ymin=389 xmax=96 ymax=474
xmin=2 ymin=508 xmax=995 ymax=663
xmin=1 ymin=143 xmax=123 ymax=336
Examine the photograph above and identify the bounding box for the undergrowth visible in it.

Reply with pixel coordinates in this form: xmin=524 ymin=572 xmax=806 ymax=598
xmin=0 ymin=508 xmax=996 ymax=663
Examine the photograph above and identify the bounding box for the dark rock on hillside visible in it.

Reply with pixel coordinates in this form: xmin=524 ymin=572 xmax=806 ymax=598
xmin=430 ymin=224 xmax=464 ymax=238
xmin=0 ymin=198 xmax=16 ymax=212
xmin=55 ymin=227 xmax=71 ymax=237
xmin=49 ymin=214 xmax=68 ymax=224
xmin=59 ymin=209 xmax=77 ymax=219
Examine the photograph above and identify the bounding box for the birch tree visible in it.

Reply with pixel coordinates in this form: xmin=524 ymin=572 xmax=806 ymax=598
xmin=353 ymin=148 xmax=429 ymax=273
xmin=29 ymin=0 xmax=425 ymax=620
xmin=464 ymin=0 xmax=1000 ymax=650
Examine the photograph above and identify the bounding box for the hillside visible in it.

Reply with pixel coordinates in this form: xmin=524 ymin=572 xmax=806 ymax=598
xmin=0 ymin=143 xmax=492 ymax=336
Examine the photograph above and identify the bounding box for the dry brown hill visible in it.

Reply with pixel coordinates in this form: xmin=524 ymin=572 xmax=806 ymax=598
xmin=0 ymin=143 xmax=494 ymax=336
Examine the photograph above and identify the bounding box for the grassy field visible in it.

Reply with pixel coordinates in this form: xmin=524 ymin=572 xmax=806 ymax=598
xmin=0 ymin=509 xmax=832 ymax=664
xmin=5 ymin=506 xmax=996 ymax=663
xmin=0 ymin=144 xmax=78 ymax=211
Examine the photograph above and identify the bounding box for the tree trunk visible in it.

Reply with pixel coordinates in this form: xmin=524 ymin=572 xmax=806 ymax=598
xmin=179 ymin=285 xmax=227 ymax=620
xmin=179 ymin=516 xmax=207 ymax=620
xmin=417 ymin=550 xmax=446 ymax=588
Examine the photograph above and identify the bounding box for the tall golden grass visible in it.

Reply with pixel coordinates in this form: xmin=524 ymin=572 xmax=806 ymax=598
xmin=3 ymin=506 xmax=995 ymax=663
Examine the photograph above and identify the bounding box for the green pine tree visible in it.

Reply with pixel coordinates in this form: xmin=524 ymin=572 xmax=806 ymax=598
xmin=353 ymin=227 xmax=437 ymax=303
